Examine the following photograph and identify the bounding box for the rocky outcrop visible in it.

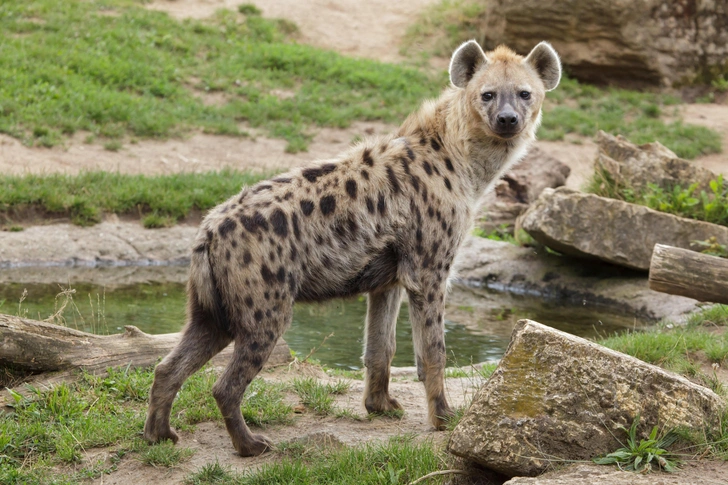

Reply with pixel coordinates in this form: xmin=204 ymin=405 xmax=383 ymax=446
xmin=0 ymin=218 xmax=196 ymax=268
xmin=503 ymin=463 xmax=728 ymax=484
xmin=448 ymin=320 xmax=725 ymax=477
xmin=518 ymin=187 xmax=728 ymax=270
xmin=480 ymin=0 xmax=728 ymax=87
xmin=594 ymin=131 xmax=719 ymax=194
xmin=454 ymin=237 xmax=699 ymax=321
xmin=479 ymin=148 xmax=570 ymax=233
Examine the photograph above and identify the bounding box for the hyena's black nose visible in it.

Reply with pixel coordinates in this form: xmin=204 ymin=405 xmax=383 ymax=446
xmin=497 ymin=111 xmax=519 ymax=127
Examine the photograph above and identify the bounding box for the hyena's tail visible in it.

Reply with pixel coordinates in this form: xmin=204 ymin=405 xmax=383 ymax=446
xmin=188 ymin=228 xmax=233 ymax=336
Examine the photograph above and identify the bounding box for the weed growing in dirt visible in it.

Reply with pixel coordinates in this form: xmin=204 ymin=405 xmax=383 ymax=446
xmin=0 ymin=0 xmax=440 ymax=152
xmin=185 ymin=461 xmax=235 ymax=485
xmin=0 ymin=169 xmax=269 ymax=226
xmin=139 ymin=441 xmax=195 ymax=467
xmin=291 ymin=377 xmax=351 ymax=416
xmin=594 ymin=416 xmax=680 ymax=473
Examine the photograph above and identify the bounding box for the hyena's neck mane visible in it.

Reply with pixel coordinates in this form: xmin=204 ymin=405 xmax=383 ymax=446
xmin=397 ymin=88 xmax=537 ymax=204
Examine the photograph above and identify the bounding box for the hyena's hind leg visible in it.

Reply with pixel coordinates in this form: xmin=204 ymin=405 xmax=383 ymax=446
xmin=212 ymin=307 xmax=291 ymax=457
xmin=363 ymin=286 xmax=405 ymax=414
xmin=144 ymin=291 xmax=232 ymax=444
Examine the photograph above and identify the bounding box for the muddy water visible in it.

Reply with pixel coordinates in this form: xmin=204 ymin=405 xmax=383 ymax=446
xmin=0 ymin=267 xmax=643 ymax=369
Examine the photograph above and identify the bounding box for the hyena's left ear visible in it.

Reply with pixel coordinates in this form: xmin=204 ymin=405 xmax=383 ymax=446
xmin=449 ymin=40 xmax=487 ymax=88
xmin=525 ymin=42 xmax=561 ymax=91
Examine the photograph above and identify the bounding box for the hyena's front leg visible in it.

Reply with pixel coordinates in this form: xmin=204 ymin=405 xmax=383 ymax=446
xmin=408 ymin=284 xmax=453 ymax=430
xmin=363 ymin=286 xmax=405 ymax=414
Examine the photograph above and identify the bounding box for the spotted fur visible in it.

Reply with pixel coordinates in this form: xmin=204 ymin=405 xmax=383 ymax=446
xmin=144 ymin=40 xmax=561 ymax=457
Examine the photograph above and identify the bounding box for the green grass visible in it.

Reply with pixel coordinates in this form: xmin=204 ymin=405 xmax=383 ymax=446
xmin=541 ymin=76 xmax=721 ymax=159
xmin=598 ymin=305 xmax=728 ymax=386
xmin=0 ymin=0 xmax=442 ymax=152
xmin=291 ymin=377 xmax=351 ymax=416
xmin=185 ymin=435 xmax=447 ymax=485
xmin=0 ymin=365 xmax=293 ymax=483
xmin=0 ymin=169 xmax=269 ymax=226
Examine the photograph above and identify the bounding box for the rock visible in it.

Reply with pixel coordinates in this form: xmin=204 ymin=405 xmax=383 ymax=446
xmin=479 ymin=147 xmax=570 ymax=233
xmin=448 ymin=320 xmax=725 ymax=478
xmin=480 ymin=0 xmax=728 ymax=87
xmin=594 ymin=131 xmax=719 ymax=194
xmin=454 ymin=237 xmax=699 ymax=321
xmin=518 ymin=187 xmax=728 ymax=270
xmin=502 ymin=463 xmax=728 ymax=484
xmin=0 ymin=221 xmax=197 ymax=268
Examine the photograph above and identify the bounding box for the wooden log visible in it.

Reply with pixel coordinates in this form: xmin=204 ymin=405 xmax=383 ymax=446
xmin=0 ymin=314 xmax=292 ymax=375
xmin=648 ymin=244 xmax=728 ymax=304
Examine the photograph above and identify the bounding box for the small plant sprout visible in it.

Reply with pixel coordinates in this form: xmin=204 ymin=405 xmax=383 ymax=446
xmin=593 ymin=416 xmax=680 ymax=473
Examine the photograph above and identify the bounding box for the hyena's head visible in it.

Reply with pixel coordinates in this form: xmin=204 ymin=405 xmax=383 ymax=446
xmin=449 ymin=40 xmax=561 ymax=141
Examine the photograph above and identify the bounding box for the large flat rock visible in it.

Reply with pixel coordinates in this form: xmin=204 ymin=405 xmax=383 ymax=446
xmin=519 ymin=187 xmax=728 ymax=271
xmin=454 ymin=237 xmax=699 ymax=321
xmin=448 ymin=320 xmax=724 ymax=477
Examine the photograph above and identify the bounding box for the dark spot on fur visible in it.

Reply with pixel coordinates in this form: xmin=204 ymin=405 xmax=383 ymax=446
xmin=377 ymin=194 xmax=386 ymax=215
xmin=347 ymin=216 xmax=358 ymax=235
xmin=432 ymin=164 xmax=440 ymax=176
xmin=444 ymin=178 xmax=452 ymax=191
xmin=253 ymin=184 xmax=272 ymax=193
xmin=261 ymin=264 xmax=276 ymax=285
xmin=421 ymin=186 xmax=428 ymax=203
xmin=254 ymin=310 xmax=263 ymax=322
xmin=425 ymin=318 xmax=433 ymax=327
xmin=276 ymin=266 xmax=286 ymax=283
xmin=320 ymin=195 xmax=336 ymax=216
xmin=193 ymin=243 xmax=206 ymax=253
xmin=270 ymin=209 xmax=288 ymax=238
xmin=225 ymin=249 xmax=231 ymax=261
xmin=264 ymin=292 xmax=270 ymax=300
xmin=266 ymin=330 xmax=276 ymax=341
xmin=444 ymin=158 xmax=454 ymax=172
xmin=365 ymin=197 xmax=375 ymax=214
xmin=230 ymin=239 xmax=237 ymax=248
xmin=448 ymin=227 xmax=453 ymax=237
xmin=399 ymin=157 xmax=411 ymax=175
xmin=243 ymin=251 xmax=252 ymax=265
xmin=441 ymin=220 xmax=447 ymax=232
xmin=272 ymin=177 xmax=292 ymax=183
xmin=423 ymin=161 xmax=433 ymax=176
xmin=302 ymin=163 xmax=337 ymax=183
xmin=406 ymin=146 xmax=416 ymax=162
xmin=290 ymin=246 xmax=298 ymax=261
xmin=430 ymin=137 xmax=440 ymax=151
xmin=416 ymin=229 xmax=423 ymax=243
xmin=240 ymin=212 xmax=269 ymax=233
xmin=427 ymin=292 xmax=435 ymax=303
xmin=436 ymin=210 xmax=442 ymax=221
xmin=251 ymin=341 xmax=260 ymax=351
xmin=427 ymin=207 xmax=435 ymax=218
xmin=266 ymin=309 xmax=272 ymax=318
xmin=419 ymin=136 xmax=427 ymax=146
xmin=292 ymin=212 xmax=301 ymax=240
xmin=409 ymin=174 xmax=421 ymax=192
xmin=432 ymin=241 xmax=440 ymax=255
xmin=386 ymin=165 xmax=401 ymax=194
xmin=288 ymin=272 xmax=297 ymax=294
xmin=218 ymin=218 xmax=237 ymax=238
xmin=363 ymin=148 xmax=374 ymax=166
xmin=300 ymin=200 xmax=315 ymax=216
xmin=245 ymin=296 xmax=254 ymax=307
xmin=361 ymin=169 xmax=370 ymax=180
xmin=345 ymin=179 xmax=358 ymax=199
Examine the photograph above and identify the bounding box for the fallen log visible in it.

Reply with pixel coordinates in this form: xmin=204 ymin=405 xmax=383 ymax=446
xmin=648 ymin=244 xmax=728 ymax=305
xmin=0 ymin=313 xmax=292 ymax=401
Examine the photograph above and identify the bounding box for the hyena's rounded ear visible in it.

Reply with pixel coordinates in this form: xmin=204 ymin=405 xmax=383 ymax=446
xmin=449 ymin=40 xmax=487 ymax=89
xmin=525 ymin=41 xmax=562 ymax=91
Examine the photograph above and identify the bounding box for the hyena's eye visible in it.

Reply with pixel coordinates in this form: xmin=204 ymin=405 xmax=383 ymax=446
xmin=481 ymin=92 xmax=494 ymax=101
xmin=519 ymin=91 xmax=531 ymax=100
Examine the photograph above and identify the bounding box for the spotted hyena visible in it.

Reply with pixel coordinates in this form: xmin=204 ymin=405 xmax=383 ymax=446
xmin=144 ymin=40 xmax=561 ymax=456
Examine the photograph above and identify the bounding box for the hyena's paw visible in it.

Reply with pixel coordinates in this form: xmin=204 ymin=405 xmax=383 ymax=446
xmin=234 ymin=433 xmax=273 ymax=457
xmin=364 ymin=393 xmax=404 ymax=416
xmin=143 ymin=420 xmax=179 ymax=444
xmin=430 ymin=401 xmax=455 ymax=431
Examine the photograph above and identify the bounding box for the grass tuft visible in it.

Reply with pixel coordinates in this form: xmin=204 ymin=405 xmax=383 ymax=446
xmin=139 ymin=441 xmax=195 ymax=467
xmin=291 ymin=377 xmax=351 ymax=415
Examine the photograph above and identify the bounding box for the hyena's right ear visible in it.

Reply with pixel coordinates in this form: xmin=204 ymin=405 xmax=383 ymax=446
xmin=449 ymin=40 xmax=487 ymax=88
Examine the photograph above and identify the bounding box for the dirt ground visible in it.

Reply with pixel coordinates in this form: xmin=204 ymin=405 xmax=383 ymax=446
xmin=4 ymin=1 xmax=728 ymax=484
